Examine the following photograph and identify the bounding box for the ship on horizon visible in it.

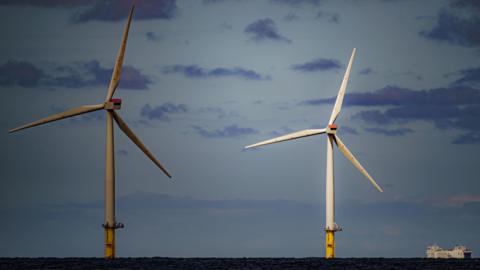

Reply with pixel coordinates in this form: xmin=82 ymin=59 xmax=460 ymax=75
xmin=426 ymin=245 xmax=472 ymax=259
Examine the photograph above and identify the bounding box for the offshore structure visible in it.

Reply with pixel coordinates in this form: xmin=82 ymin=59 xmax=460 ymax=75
xmin=426 ymin=245 xmax=472 ymax=259
xmin=245 ymin=49 xmax=384 ymax=259
xmin=9 ymin=6 xmax=172 ymax=259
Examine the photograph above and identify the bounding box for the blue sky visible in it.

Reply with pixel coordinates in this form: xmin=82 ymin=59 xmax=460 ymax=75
xmin=1 ymin=0 xmax=480 ymax=257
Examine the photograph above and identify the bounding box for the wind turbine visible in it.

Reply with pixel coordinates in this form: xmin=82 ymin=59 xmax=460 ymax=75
xmin=245 ymin=48 xmax=383 ymax=259
xmin=9 ymin=6 xmax=172 ymax=259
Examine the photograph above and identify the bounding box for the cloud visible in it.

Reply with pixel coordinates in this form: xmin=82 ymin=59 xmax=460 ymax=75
xmin=146 ymin=31 xmax=161 ymax=42
xmin=269 ymin=126 xmax=295 ymax=137
xmin=141 ymin=103 xmax=188 ymax=121
xmin=302 ymin=85 xmax=480 ymax=107
xmin=0 ymin=0 xmax=95 ymax=7
xmin=162 ymin=65 xmax=270 ymax=81
xmin=0 ymin=60 xmax=151 ymax=90
xmin=359 ymin=68 xmax=373 ymax=75
xmin=452 ymin=67 xmax=480 ymax=87
xmin=452 ymin=131 xmax=480 ymax=144
xmin=302 ymin=85 xmax=480 ymax=143
xmin=315 ymin=11 xmax=340 ymax=23
xmin=72 ymin=0 xmax=177 ymax=23
xmin=420 ymin=2 xmax=480 ymax=47
xmin=192 ymin=125 xmax=258 ymax=138
xmin=51 ymin=60 xmax=151 ymax=90
xmin=117 ymin=149 xmax=128 ymax=156
xmin=244 ymin=18 xmax=291 ymax=43
xmin=338 ymin=126 xmax=359 ymax=135
xmin=0 ymin=0 xmax=178 ymax=22
xmin=364 ymin=127 xmax=413 ymax=137
xmin=291 ymin=58 xmax=341 ymax=72
xmin=197 ymin=106 xmax=238 ymax=119
xmin=271 ymin=0 xmax=323 ymax=6
xmin=0 ymin=60 xmax=45 ymax=87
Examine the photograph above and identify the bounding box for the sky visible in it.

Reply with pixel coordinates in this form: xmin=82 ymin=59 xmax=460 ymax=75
xmin=0 ymin=0 xmax=480 ymax=258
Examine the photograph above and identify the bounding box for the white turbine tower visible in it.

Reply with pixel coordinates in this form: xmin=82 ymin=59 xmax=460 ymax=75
xmin=9 ymin=6 xmax=171 ymax=259
xmin=245 ymin=48 xmax=383 ymax=259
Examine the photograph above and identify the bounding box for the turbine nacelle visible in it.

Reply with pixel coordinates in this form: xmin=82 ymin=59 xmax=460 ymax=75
xmin=326 ymin=124 xmax=338 ymax=134
xmin=104 ymin=98 xmax=122 ymax=110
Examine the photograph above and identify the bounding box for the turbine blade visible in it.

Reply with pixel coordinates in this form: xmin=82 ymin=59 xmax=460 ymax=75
xmin=333 ymin=134 xmax=383 ymax=192
xmin=112 ymin=111 xmax=172 ymax=178
xmin=328 ymin=48 xmax=356 ymax=125
xmin=245 ymin=129 xmax=326 ymax=149
xmin=105 ymin=5 xmax=135 ymax=101
xmin=9 ymin=104 xmax=104 ymax=133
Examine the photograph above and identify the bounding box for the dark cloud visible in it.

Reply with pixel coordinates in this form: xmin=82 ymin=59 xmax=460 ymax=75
xmin=291 ymin=58 xmax=341 ymax=72
xmin=73 ymin=0 xmax=177 ymax=23
xmin=420 ymin=1 xmax=480 ymax=47
xmin=141 ymin=103 xmax=188 ymax=121
xmin=0 ymin=0 xmax=177 ymax=23
xmin=52 ymin=60 xmax=151 ymax=90
xmin=452 ymin=67 xmax=480 ymax=87
xmin=302 ymin=85 xmax=480 ymax=143
xmin=192 ymin=125 xmax=258 ymax=138
xmin=302 ymin=85 xmax=480 ymax=107
xmin=162 ymin=65 xmax=270 ymax=81
xmin=359 ymin=68 xmax=373 ymax=75
xmin=0 ymin=0 xmax=95 ymax=7
xmin=364 ymin=127 xmax=413 ymax=137
xmin=0 ymin=60 xmax=45 ymax=87
xmin=271 ymin=0 xmax=323 ymax=6
xmin=244 ymin=18 xmax=291 ymax=43
xmin=0 ymin=60 xmax=151 ymax=90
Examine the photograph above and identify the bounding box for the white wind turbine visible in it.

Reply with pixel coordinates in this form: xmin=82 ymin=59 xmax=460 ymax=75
xmin=9 ymin=6 xmax=171 ymax=259
xmin=245 ymin=48 xmax=383 ymax=259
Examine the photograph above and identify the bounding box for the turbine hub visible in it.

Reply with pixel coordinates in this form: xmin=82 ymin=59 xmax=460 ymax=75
xmin=105 ymin=98 xmax=122 ymax=110
xmin=326 ymin=124 xmax=338 ymax=134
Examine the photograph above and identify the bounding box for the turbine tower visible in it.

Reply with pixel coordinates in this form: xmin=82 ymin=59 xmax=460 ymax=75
xmin=245 ymin=48 xmax=383 ymax=259
xmin=9 ymin=6 xmax=172 ymax=259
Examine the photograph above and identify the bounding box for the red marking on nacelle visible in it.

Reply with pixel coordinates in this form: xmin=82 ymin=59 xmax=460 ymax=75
xmin=110 ymin=98 xmax=122 ymax=104
xmin=328 ymin=124 xmax=338 ymax=130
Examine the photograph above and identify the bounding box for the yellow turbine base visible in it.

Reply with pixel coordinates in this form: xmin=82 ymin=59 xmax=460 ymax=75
xmin=325 ymin=230 xmax=335 ymax=259
xmin=105 ymin=227 xmax=115 ymax=259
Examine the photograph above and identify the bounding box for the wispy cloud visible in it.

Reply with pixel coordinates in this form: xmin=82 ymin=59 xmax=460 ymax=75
xmin=192 ymin=125 xmax=258 ymax=138
xmin=141 ymin=103 xmax=188 ymax=121
xmin=244 ymin=18 xmax=291 ymax=43
xmin=364 ymin=127 xmax=413 ymax=137
xmin=359 ymin=68 xmax=374 ymax=75
xmin=315 ymin=11 xmax=340 ymax=23
xmin=291 ymin=58 xmax=341 ymax=72
xmin=162 ymin=65 xmax=270 ymax=81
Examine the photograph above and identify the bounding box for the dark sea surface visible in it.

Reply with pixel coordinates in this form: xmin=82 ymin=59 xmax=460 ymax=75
xmin=1 ymin=258 xmax=479 ymax=270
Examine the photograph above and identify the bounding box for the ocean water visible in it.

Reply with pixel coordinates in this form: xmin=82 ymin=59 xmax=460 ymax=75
xmin=0 ymin=258 xmax=479 ymax=270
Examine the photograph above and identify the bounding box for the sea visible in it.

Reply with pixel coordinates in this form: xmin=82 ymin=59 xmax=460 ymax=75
xmin=1 ymin=258 xmax=479 ymax=270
